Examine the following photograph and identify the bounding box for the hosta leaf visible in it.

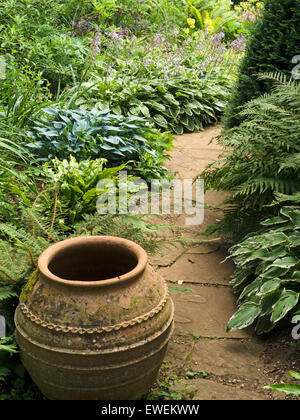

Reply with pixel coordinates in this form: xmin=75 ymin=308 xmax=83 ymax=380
xmin=230 ymin=270 xmax=252 ymax=288
xmin=145 ymin=101 xmax=166 ymax=112
xmin=173 ymin=124 xmax=183 ymax=135
xmin=262 ymin=232 xmax=287 ymax=247
xmin=264 ymin=383 xmax=300 ymax=396
xmin=129 ymin=106 xmax=140 ymax=116
xmin=280 ymin=207 xmax=300 ymax=226
xmin=169 ymin=107 xmax=180 ymax=119
xmin=260 ymin=291 xmax=282 ymax=316
xmin=238 ymin=278 xmax=261 ymax=301
xmin=260 ymin=266 xmax=289 ymax=279
xmin=186 ymin=116 xmax=195 ymax=132
xmin=271 ymin=257 xmax=298 ymax=269
xmin=288 ymin=233 xmax=300 ymax=248
xmin=179 ymin=114 xmax=189 ymax=126
xmin=163 ymin=94 xmax=179 ymax=106
xmin=290 ymin=371 xmax=300 ymax=380
xmin=226 ymin=302 xmax=261 ymax=332
xmin=271 ymin=289 xmax=299 ymax=324
xmin=255 ymin=315 xmax=274 ymax=335
xmin=185 ymin=107 xmax=193 ymax=117
xmin=261 ymin=216 xmax=287 ymax=226
xmin=138 ymin=104 xmax=150 ymax=118
xmin=152 ymin=114 xmax=169 ymax=128
xmin=257 ymin=279 xmax=281 ymax=297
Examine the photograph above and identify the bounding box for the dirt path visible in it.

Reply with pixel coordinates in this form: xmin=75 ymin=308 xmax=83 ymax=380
xmin=149 ymin=127 xmax=300 ymax=400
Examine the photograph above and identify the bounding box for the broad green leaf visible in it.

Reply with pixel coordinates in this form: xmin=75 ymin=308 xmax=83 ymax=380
xmin=257 ymin=279 xmax=281 ymax=297
xmin=152 ymin=114 xmax=169 ymax=128
xmin=271 ymin=256 xmax=298 ymax=269
xmin=290 ymin=371 xmax=300 ymax=380
xmin=227 ymin=302 xmax=261 ymax=332
xmin=173 ymin=124 xmax=183 ymax=135
xmin=255 ymin=315 xmax=274 ymax=335
xmin=238 ymin=278 xmax=261 ymax=301
xmin=260 ymin=291 xmax=282 ymax=316
xmin=260 ymin=266 xmax=289 ymax=279
xmin=292 ymin=271 xmax=300 ymax=280
xmin=261 ymin=216 xmax=287 ymax=226
xmin=264 ymin=383 xmax=300 ymax=396
xmin=271 ymin=289 xmax=299 ymax=324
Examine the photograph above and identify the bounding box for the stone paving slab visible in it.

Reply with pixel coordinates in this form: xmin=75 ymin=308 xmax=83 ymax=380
xmin=158 ymin=248 xmax=235 ymax=285
xmin=171 ymin=378 xmax=268 ymax=400
xmin=170 ymin=283 xmax=250 ymax=339
xmin=190 ymin=339 xmax=267 ymax=380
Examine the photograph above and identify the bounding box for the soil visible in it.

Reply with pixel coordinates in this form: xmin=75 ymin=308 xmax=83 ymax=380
xmin=148 ymin=126 xmax=300 ymax=400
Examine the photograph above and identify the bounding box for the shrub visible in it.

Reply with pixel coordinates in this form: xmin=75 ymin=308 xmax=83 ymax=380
xmin=202 ymin=75 xmax=300 ymax=240
xmin=45 ymin=156 xmax=146 ymax=224
xmin=226 ymin=205 xmax=300 ymax=335
xmin=223 ymin=0 xmax=300 ymax=128
xmin=79 ymin=71 xmax=232 ymax=134
xmin=0 ymin=0 xmax=88 ymax=89
xmin=25 ymin=107 xmax=173 ymax=180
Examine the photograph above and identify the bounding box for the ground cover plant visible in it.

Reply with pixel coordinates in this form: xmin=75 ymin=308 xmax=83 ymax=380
xmin=76 ymin=25 xmax=245 ymax=133
xmin=226 ymin=201 xmax=300 ymax=335
xmin=25 ymin=107 xmax=173 ymax=181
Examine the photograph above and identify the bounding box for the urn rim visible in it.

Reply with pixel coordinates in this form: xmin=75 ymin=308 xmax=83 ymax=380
xmin=38 ymin=235 xmax=148 ymax=287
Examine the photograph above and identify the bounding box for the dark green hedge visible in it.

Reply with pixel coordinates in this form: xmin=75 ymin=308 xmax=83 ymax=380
xmin=223 ymin=0 xmax=300 ymax=129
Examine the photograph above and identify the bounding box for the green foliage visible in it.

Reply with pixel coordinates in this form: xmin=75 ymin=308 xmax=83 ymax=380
xmin=224 ymin=0 xmax=300 ymax=128
xmin=45 ymin=156 xmax=146 ymax=224
xmin=202 ymin=75 xmax=300 ymax=240
xmin=74 ymin=213 xmax=166 ymax=255
xmin=26 ymin=107 xmax=173 ymax=180
xmin=226 ymin=206 xmax=300 ymax=335
xmin=79 ymin=71 xmax=232 ymax=134
xmin=264 ymin=371 xmax=300 ymax=396
xmin=0 ymin=375 xmax=42 ymax=400
xmin=184 ymin=0 xmax=245 ymax=39
xmin=26 ymin=108 xmax=150 ymax=161
xmin=0 ymin=0 xmax=88 ymax=88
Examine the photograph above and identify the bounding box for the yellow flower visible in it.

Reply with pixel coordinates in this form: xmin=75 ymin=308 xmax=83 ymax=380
xmin=187 ymin=18 xmax=196 ymax=27
xmin=183 ymin=27 xmax=190 ymax=34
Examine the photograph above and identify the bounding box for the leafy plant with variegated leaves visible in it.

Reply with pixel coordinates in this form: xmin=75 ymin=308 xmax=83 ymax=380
xmin=264 ymin=371 xmax=300 ymax=397
xmin=226 ymin=205 xmax=300 ymax=335
xmin=25 ymin=107 xmax=173 ymax=181
xmin=77 ymin=71 xmax=231 ymax=134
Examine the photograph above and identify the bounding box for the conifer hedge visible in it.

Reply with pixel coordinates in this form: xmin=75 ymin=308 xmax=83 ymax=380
xmin=223 ymin=0 xmax=300 ymax=129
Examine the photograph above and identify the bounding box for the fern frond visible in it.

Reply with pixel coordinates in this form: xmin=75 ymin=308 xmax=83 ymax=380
xmin=0 ymin=286 xmax=17 ymax=301
xmin=0 ymin=335 xmax=18 ymax=354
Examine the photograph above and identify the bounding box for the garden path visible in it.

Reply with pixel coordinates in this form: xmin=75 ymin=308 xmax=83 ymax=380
xmin=149 ymin=127 xmax=299 ymax=400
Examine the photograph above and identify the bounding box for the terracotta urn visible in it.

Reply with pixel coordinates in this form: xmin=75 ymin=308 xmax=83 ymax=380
xmin=15 ymin=236 xmax=174 ymax=400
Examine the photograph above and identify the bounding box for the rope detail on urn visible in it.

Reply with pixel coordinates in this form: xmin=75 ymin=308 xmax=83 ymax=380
xmin=19 ymin=282 xmax=169 ymax=335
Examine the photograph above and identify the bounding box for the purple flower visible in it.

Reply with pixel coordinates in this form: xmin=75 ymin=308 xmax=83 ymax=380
xmin=90 ymin=31 xmax=101 ymax=58
xmin=213 ymin=31 xmax=225 ymax=46
xmin=230 ymin=35 xmax=246 ymax=51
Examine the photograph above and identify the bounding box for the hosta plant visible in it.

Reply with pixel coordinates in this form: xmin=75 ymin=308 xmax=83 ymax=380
xmin=264 ymin=371 xmax=300 ymax=397
xmin=227 ymin=206 xmax=300 ymax=335
xmin=25 ymin=107 xmax=173 ymax=180
xmin=78 ymin=72 xmax=232 ymax=134
xmin=46 ymin=156 xmax=146 ymax=224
